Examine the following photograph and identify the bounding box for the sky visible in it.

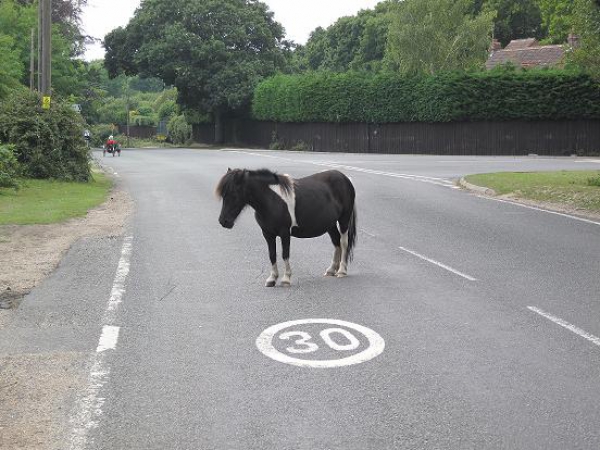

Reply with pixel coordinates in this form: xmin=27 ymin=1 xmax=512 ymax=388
xmin=81 ymin=0 xmax=383 ymax=61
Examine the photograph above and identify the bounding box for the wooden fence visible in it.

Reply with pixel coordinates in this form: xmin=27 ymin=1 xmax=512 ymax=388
xmin=193 ymin=119 xmax=600 ymax=156
xmin=117 ymin=125 xmax=157 ymax=139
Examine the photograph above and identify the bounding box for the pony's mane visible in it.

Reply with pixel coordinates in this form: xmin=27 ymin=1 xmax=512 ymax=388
xmin=215 ymin=168 xmax=294 ymax=198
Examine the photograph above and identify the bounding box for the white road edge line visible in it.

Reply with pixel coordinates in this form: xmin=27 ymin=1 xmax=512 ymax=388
xmin=398 ymin=246 xmax=477 ymax=281
xmin=69 ymin=236 xmax=133 ymax=450
xmin=228 ymin=150 xmax=457 ymax=188
xmin=484 ymin=197 xmax=600 ymax=227
xmin=527 ymin=306 xmax=600 ymax=348
xmin=96 ymin=325 xmax=120 ymax=353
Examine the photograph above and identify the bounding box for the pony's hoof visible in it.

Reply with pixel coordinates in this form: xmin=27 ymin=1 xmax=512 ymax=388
xmin=280 ymin=280 xmax=291 ymax=287
xmin=336 ymin=272 xmax=347 ymax=278
xmin=265 ymin=280 xmax=276 ymax=287
xmin=324 ymin=271 xmax=336 ymax=277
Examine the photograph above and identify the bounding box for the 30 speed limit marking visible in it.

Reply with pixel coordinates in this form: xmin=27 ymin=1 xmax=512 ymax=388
xmin=256 ymin=319 xmax=385 ymax=368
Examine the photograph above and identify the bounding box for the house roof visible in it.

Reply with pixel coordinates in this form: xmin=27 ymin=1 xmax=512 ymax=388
xmin=504 ymin=38 xmax=539 ymax=50
xmin=486 ymin=39 xmax=565 ymax=70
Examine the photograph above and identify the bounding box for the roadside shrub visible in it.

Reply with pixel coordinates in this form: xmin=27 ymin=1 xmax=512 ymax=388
xmin=252 ymin=70 xmax=600 ymax=123
xmin=0 ymin=143 xmax=21 ymax=189
xmin=167 ymin=114 xmax=192 ymax=145
xmin=0 ymin=90 xmax=90 ymax=181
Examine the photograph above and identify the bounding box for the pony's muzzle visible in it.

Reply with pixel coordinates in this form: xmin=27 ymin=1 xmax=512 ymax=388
xmin=219 ymin=218 xmax=234 ymax=229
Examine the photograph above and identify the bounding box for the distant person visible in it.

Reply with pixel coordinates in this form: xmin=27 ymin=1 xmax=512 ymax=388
xmin=83 ymin=129 xmax=91 ymax=148
xmin=106 ymin=135 xmax=116 ymax=149
xmin=104 ymin=135 xmax=121 ymax=157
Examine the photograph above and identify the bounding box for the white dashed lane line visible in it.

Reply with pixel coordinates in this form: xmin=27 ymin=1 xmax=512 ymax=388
xmin=528 ymin=306 xmax=600 ymax=348
xmin=398 ymin=246 xmax=477 ymax=281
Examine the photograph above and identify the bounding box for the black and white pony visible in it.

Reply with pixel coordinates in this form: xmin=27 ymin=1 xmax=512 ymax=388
xmin=216 ymin=168 xmax=357 ymax=287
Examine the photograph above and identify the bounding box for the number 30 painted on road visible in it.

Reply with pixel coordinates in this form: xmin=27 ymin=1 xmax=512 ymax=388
xmin=280 ymin=328 xmax=360 ymax=353
xmin=256 ymin=319 xmax=385 ymax=368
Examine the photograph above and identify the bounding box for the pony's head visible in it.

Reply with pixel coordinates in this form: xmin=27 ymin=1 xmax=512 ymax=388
xmin=216 ymin=168 xmax=248 ymax=229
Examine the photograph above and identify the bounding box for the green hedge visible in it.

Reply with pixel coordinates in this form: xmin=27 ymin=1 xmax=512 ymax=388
xmin=252 ymin=71 xmax=600 ymax=123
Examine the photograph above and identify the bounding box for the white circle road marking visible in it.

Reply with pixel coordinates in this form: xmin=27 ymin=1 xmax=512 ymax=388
xmin=256 ymin=319 xmax=385 ymax=368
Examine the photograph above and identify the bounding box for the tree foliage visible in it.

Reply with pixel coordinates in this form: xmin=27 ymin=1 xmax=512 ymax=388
xmin=0 ymin=34 xmax=23 ymax=98
xmin=536 ymin=0 xmax=574 ymax=43
xmin=17 ymin=0 xmax=89 ymax=56
xmin=295 ymin=1 xmax=397 ymax=73
xmin=104 ymin=0 xmax=290 ymax=130
xmin=385 ymin=0 xmax=495 ymax=74
xmin=477 ymin=0 xmax=543 ymax=46
xmin=0 ymin=0 xmax=88 ymax=97
xmin=570 ymin=0 xmax=600 ymax=76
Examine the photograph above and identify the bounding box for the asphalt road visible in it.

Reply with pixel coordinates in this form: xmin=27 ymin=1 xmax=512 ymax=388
xmin=10 ymin=149 xmax=600 ymax=449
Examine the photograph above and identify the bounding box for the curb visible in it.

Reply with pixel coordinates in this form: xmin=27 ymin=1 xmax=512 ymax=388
xmin=458 ymin=177 xmax=496 ymax=196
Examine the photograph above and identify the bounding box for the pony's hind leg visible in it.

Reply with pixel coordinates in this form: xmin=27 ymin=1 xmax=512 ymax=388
xmin=325 ymin=227 xmax=341 ymax=276
xmin=280 ymin=234 xmax=292 ymax=287
xmin=263 ymin=232 xmax=278 ymax=287
xmin=336 ymin=211 xmax=353 ymax=277
xmin=336 ymin=230 xmax=349 ymax=277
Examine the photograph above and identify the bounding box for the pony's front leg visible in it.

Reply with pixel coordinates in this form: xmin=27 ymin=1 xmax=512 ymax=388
xmin=280 ymin=233 xmax=292 ymax=287
xmin=263 ymin=232 xmax=278 ymax=287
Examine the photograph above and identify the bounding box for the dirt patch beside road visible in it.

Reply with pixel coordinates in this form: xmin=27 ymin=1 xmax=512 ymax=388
xmin=0 ymin=174 xmax=133 ymax=449
xmin=0 ymin=183 xmax=133 ymax=312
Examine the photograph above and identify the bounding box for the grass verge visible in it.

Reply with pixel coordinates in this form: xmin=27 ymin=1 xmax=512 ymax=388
xmin=465 ymin=171 xmax=600 ymax=212
xmin=0 ymin=171 xmax=112 ymax=225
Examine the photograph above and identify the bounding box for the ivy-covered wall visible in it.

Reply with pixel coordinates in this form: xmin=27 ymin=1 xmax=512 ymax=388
xmin=252 ymin=71 xmax=600 ymax=123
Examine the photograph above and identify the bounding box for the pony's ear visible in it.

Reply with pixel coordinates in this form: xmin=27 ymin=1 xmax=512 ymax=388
xmin=227 ymin=168 xmax=232 ymax=173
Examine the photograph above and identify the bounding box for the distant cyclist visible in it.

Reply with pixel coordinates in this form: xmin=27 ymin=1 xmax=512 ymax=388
xmin=103 ymin=135 xmax=121 ymax=157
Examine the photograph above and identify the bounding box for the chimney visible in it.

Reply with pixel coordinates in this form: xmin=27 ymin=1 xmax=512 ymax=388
xmin=490 ymin=39 xmax=502 ymax=52
xmin=568 ymin=34 xmax=580 ymax=49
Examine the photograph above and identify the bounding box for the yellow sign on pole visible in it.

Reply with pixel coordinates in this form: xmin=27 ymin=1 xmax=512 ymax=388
xmin=42 ymin=96 xmax=51 ymax=110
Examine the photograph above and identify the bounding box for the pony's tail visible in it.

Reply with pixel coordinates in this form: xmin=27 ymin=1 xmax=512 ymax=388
xmin=347 ymin=205 xmax=357 ymax=263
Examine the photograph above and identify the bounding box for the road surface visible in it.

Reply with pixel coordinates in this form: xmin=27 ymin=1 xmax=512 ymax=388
xmin=3 ymin=149 xmax=600 ymax=450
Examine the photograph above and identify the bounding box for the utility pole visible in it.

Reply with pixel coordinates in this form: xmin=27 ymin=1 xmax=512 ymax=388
xmin=125 ymin=77 xmax=130 ymax=148
xmin=37 ymin=1 xmax=42 ymax=90
xmin=39 ymin=0 xmax=52 ymax=99
xmin=30 ymin=28 xmax=35 ymax=90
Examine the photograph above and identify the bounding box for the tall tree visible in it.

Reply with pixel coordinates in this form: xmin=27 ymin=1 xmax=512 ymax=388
xmin=0 ymin=34 xmax=23 ymax=98
xmin=104 ymin=0 xmax=290 ymax=142
xmin=0 ymin=0 xmax=88 ymax=97
xmin=385 ymin=0 xmax=495 ymax=74
xmin=536 ymin=0 xmax=574 ymax=43
xmin=570 ymin=0 xmax=600 ymax=76
xmin=476 ymin=0 xmax=543 ymax=45
xmin=17 ymin=0 xmax=89 ymax=56
xmin=297 ymin=0 xmax=397 ymax=73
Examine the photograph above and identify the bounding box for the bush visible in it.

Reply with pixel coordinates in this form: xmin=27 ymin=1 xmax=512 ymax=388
xmin=0 ymin=143 xmax=21 ymax=189
xmin=252 ymin=70 xmax=600 ymax=123
xmin=0 ymin=90 xmax=90 ymax=181
xmin=167 ymin=114 xmax=192 ymax=145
